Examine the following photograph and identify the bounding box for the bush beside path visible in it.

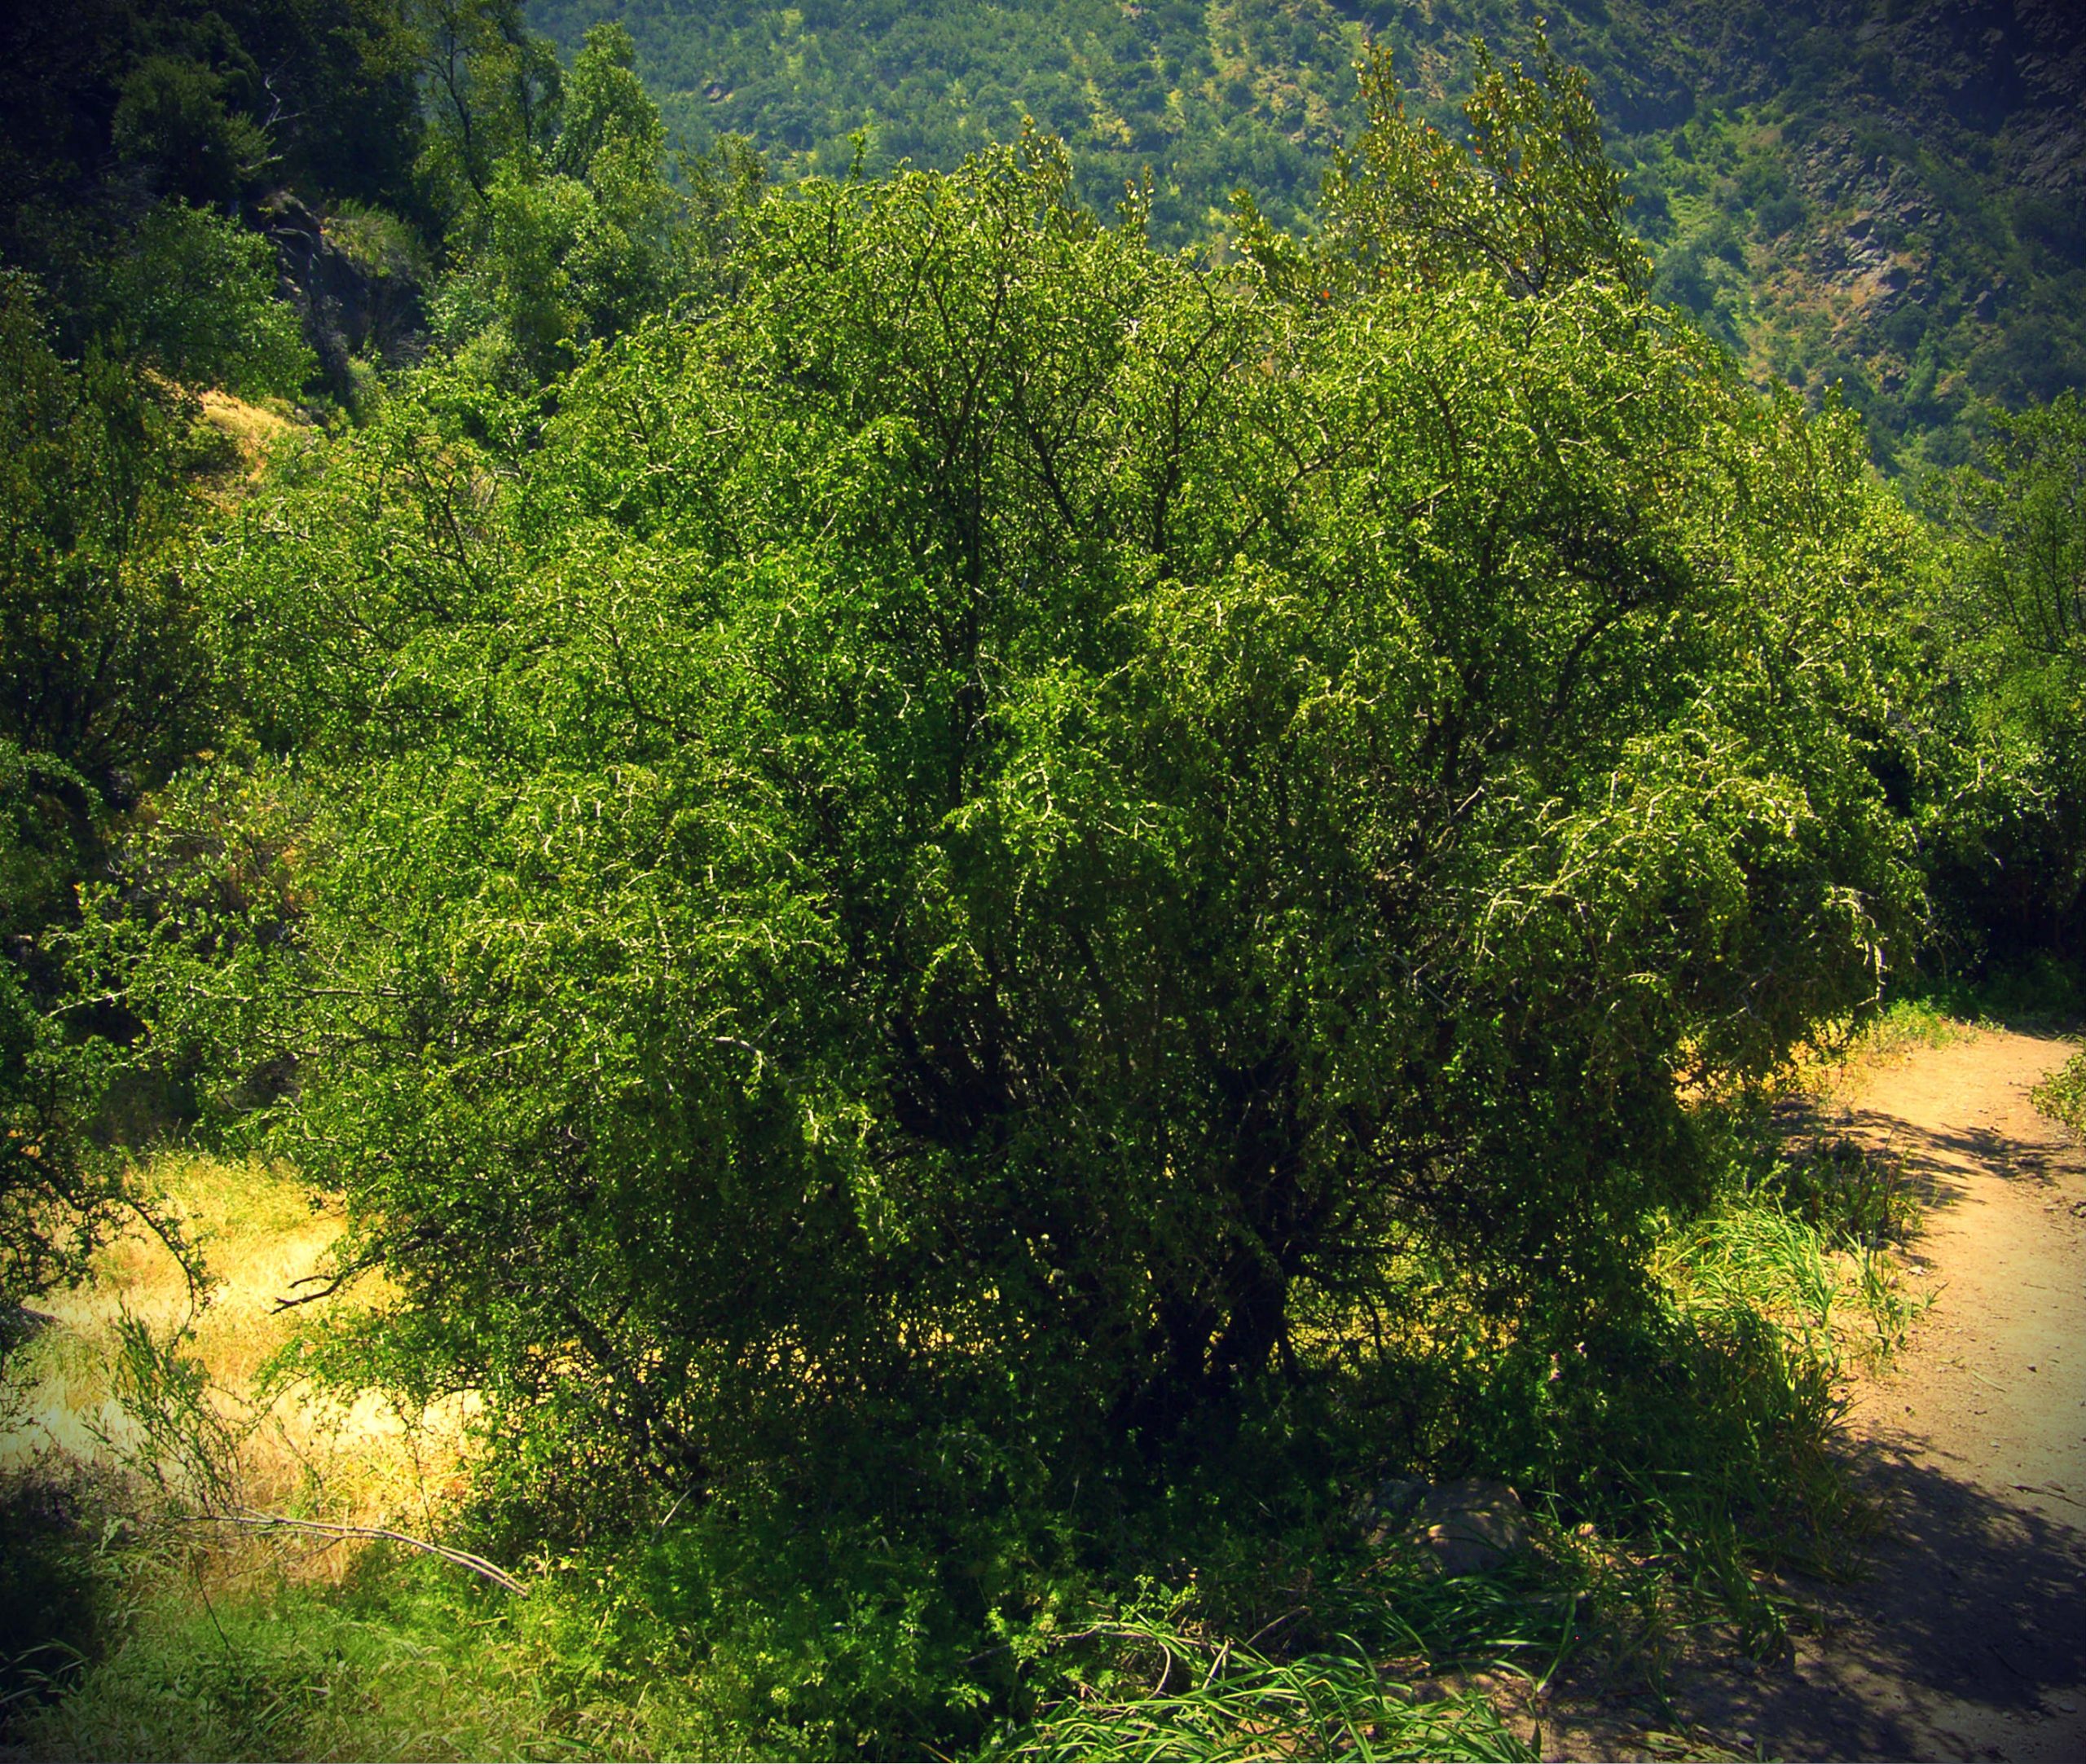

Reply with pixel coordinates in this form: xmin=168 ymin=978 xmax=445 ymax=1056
xmin=1546 ymin=1026 xmax=2086 ymax=1762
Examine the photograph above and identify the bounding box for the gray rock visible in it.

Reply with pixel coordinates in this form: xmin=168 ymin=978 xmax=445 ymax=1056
xmin=1409 ymin=1477 xmax=1531 ymax=1577
xmin=259 ymin=193 xmax=425 ymax=403
xmin=1359 ymin=1474 xmax=1533 ymax=1575
xmin=1373 ymin=1476 xmax=1430 ymax=1523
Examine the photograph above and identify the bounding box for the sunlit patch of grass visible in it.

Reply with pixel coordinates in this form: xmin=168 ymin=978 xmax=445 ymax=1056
xmin=191 ymin=391 xmax=297 ymax=504
xmin=1654 ymin=1119 xmax=1926 ymax=1388
xmin=992 ymin=1616 xmax=1536 ymax=1762
xmin=2 ymin=1152 xmax=474 ymax=1571
xmin=10 ymin=1555 xmax=712 ymax=1764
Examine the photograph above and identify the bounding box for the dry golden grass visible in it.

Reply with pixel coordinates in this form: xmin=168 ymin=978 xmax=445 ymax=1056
xmin=2 ymin=1152 xmax=477 ymax=1586
xmin=196 ymin=388 xmax=294 ymax=460
xmin=191 ymin=389 xmax=299 ymax=508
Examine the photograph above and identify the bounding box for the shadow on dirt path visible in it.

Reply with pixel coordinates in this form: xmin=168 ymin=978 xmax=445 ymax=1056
xmin=1547 ymin=1028 xmax=2086 ymax=1762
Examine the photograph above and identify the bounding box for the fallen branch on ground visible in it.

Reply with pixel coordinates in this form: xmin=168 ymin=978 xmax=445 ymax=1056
xmin=179 ymin=1507 xmax=528 ymax=1595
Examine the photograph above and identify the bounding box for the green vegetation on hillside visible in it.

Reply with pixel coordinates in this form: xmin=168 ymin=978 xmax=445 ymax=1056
xmin=0 ymin=0 xmax=423 ymax=383
xmin=3 ymin=4 xmax=2083 ymax=1757
xmin=525 ymin=0 xmax=2086 ymax=468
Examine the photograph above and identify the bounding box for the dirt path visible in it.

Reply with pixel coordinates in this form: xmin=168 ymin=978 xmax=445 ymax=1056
xmin=1554 ymin=1027 xmax=2086 ymax=1762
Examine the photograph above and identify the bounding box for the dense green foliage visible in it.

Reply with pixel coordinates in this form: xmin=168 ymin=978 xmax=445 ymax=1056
xmin=1921 ymin=393 xmax=2086 ymax=960
xmin=422 ymin=15 xmax=755 ymax=384
xmin=0 ymin=2 xmax=726 ymax=408
xmin=0 ymin=1 xmax=424 ymax=362
xmin=0 ymin=275 xmax=222 ymax=1352
xmin=94 ymin=128 xmax=1925 ymax=1514
xmin=0 ymin=2 xmax=708 ymax=1359
xmin=0 ymin=281 xmax=225 ymax=803
xmin=2 ymin=6 xmax=2082 ymax=1757
xmin=526 ymin=0 xmax=2086 ymax=468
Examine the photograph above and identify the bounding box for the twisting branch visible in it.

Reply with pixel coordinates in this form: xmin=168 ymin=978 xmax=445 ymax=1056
xmin=178 ymin=1508 xmax=529 ymax=1595
xmin=270 ymin=1251 xmax=382 ymax=1312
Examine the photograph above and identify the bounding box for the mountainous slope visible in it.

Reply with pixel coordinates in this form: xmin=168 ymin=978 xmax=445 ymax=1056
xmin=1622 ymin=0 xmax=2086 ymax=468
xmin=526 ymin=0 xmax=2085 ymax=468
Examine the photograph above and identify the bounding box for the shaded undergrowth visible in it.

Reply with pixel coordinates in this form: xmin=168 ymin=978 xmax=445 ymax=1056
xmin=1 ymin=1033 xmax=1934 ymax=1762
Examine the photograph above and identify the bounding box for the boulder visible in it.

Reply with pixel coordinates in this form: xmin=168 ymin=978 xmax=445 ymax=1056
xmin=258 ymin=192 xmax=425 ymax=402
xmin=1363 ymin=1475 xmax=1531 ymax=1577
xmin=1412 ymin=1477 xmax=1529 ymax=1576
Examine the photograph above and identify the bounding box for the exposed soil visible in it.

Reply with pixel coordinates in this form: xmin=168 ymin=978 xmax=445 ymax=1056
xmin=1549 ymin=1027 xmax=2086 ymax=1762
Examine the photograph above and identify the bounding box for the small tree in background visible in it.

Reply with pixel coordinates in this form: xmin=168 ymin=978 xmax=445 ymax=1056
xmin=1922 ymin=392 xmax=2086 ymax=960
xmin=1952 ymin=391 xmax=2086 ymax=664
xmin=1242 ymin=30 xmax=1648 ymax=304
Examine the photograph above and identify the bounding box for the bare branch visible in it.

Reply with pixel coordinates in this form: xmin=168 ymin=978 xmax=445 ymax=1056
xmin=178 ymin=1508 xmax=528 ymax=1595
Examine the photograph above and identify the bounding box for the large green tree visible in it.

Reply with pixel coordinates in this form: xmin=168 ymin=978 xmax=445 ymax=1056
xmin=115 ymin=114 xmax=1924 ymax=1507
xmin=0 ymin=279 xmax=220 ymax=808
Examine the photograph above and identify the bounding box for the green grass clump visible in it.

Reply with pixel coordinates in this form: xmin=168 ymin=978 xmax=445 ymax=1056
xmin=1913 ymin=957 xmax=2082 ymax=1032
xmin=10 ymin=1551 xmax=718 ymax=1763
xmin=993 ymin=1617 xmax=1534 ymax=1762
xmin=1767 ymin=1132 xmax=1921 ymax=1252
xmin=2033 ymin=1046 xmax=2086 ymax=1134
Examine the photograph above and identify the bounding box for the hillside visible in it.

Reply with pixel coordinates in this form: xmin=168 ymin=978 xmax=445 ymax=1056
xmin=9 ymin=6 xmax=2086 ymax=1759
xmin=526 ymin=0 xmax=2086 ymax=468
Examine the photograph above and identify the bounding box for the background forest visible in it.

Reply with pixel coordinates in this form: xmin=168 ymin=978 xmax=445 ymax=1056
xmin=2 ymin=2 xmax=2083 ymax=1759
xmin=526 ymin=0 xmax=2086 ymax=471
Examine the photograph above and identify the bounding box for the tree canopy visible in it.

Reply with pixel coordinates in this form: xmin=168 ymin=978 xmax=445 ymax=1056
xmin=7 ymin=15 xmax=2084 ymax=1753
xmin=97 ymin=130 xmax=1925 ymax=1501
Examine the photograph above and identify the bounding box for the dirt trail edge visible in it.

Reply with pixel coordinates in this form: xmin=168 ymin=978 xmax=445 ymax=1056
xmin=1551 ymin=1027 xmax=2086 ymax=1762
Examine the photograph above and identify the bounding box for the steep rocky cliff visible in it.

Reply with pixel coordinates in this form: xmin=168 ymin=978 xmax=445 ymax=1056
xmin=257 ymin=195 xmax=425 ymax=403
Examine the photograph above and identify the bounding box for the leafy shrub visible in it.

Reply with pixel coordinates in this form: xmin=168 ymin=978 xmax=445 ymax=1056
xmin=0 ymin=279 xmax=221 ymax=803
xmin=1755 ymin=190 xmax=1805 ymax=237
xmin=96 ymin=204 xmax=314 ymax=401
xmin=1767 ymin=1134 xmax=1917 ymax=1250
xmin=2033 ymin=1048 xmax=2086 ymax=1134
xmin=95 ymin=116 xmax=1932 ymax=1551
xmin=1922 ymin=392 xmax=2086 ymax=962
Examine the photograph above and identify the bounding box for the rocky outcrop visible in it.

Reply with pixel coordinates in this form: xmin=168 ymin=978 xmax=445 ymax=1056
xmin=258 ymin=193 xmax=425 ymax=403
